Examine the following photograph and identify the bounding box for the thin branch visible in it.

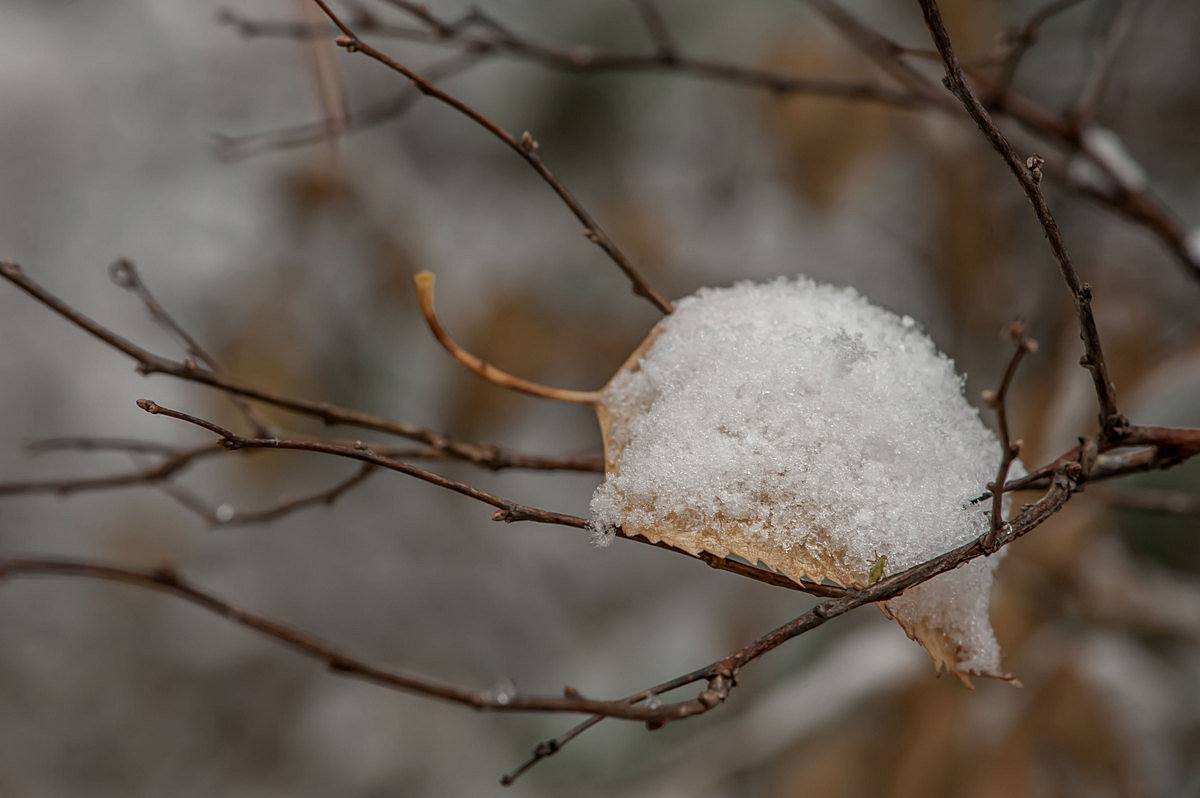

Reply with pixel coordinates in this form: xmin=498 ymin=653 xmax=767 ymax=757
xmin=0 ymin=468 xmax=1076 ymax=741
xmin=0 ymin=260 xmax=595 ymax=472
xmin=27 ymin=435 xmax=188 ymax=456
xmin=368 ymin=444 xmax=604 ymax=473
xmin=109 ymin=259 xmax=274 ymax=437
xmin=526 ymin=470 xmax=1079 ymax=781
xmin=171 ymin=462 xmax=377 ymax=527
xmin=300 ymin=0 xmax=352 ymax=157
xmin=503 ymin=715 xmax=604 ymax=785
xmin=413 ymin=272 xmax=601 ymax=406
xmin=27 ymin=433 xmax=605 ymax=473
xmin=979 ymin=423 xmax=1200 ymax=499
xmin=217 ymin=9 xmax=920 ymax=105
xmin=307 ymin=0 xmax=674 ymax=315
xmin=497 ymin=468 xmax=1076 ymax=781
xmin=109 ymin=260 xmax=218 ymax=372
xmin=806 ymin=0 xmax=951 ymax=108
xmin=993 ymin=0 xmax=1092 ymax=97
xmin=135 ymin=398 xmax=590 ymax=529
xmin=628 ymin=0 xmax=678 ymax=60
xmin=212 ymin=51 xmax=485 ymax=161
xmin=0 ymin=444 xmax=218 ymax=496
xmin=915 ymin=0 xmax=1122 ymax=438
xmin=0 ymin=436 xmax=599 ymax=510
xmin=218 ymin=4 xmax=1200 ymax=283
xmin=0 ymin=555 xmax=699 ymax=721
xmin=1116 ymin=424 xmax=1200 ymax=450
xmin=132 ymin=398 xmax=842 ymax=596
xmin=981 ymin=321 xmax=1037 ymax=549
xmin=1068 ymin=0 xmax=1141 ymax=128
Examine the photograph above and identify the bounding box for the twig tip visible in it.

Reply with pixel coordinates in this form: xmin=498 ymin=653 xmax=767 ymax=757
xmin=136 ymin=398 xmax=161 ymax=414
xmin=414 ymin=271 xmax=435 ymax=292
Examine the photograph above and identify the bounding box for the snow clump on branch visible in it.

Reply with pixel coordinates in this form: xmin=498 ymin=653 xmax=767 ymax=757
xmin=590 ymin=277 xmax=1016 ymax=683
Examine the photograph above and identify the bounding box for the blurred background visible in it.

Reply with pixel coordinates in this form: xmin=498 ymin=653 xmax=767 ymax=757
xmin=1 ymin=1 xmax=1198 ymax=795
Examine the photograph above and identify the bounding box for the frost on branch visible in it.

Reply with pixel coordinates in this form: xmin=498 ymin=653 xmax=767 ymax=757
xmin=590 ymin=278 xmax=1015 ymax=684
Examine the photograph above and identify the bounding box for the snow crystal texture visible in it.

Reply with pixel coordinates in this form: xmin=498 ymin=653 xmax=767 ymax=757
xmin=591 ymin=277 xmax=1010 ymax=674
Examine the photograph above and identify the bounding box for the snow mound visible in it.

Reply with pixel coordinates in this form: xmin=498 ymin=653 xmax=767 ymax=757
xmin=590 ymin=277 xmax=1013 ymax=681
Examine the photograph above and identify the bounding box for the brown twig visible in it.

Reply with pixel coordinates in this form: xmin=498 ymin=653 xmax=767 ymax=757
xmin=0 ymin=467 xmax=1076 ymax=746
xmin=628 ymin=0 xmax=678 ymax=61
xmin=506 ymin=467 xmax=1079 ymax=781
xmin=916 ymin=0 xmax=1122 ymax=439
xmin=29 ymin=433 xmax=605 ymax=474
xmin=993 ymin=0 xmax=1091 ymax=97
xmin=306 ymin=0 xmax=674 ymax=315
xmin=981 ymin=322 xmax=1037 ymax=550
xmin=135 ymin=398 xmax=591 ymax=529
xmin=503 ymin=715 xmax=605 ymax=785
xmin=163 ymin=462 xmax=377 ymax=527
xmin=1067 ymin=0 xmax=1141 ymax=128
xmin=508 ymin=466 xmax=1080 ymax=783
xmin=0 ymin=554 xmax=703 ymax=721
xmin=27 ymin=435 xmax=192 ymax=456
xmin=300 ymin=0 xmax=351 ymax=163
xmin=1 ymin=264 xmax=802 ymax=590
xmin=212 ymin=51 xmax=485 ymax=161
xmin=0 ymin=260 xmax=596 ymax=473
xmin=109 ymin=259 xmax=275 ymax=437
xmin=1113 ymin=424 xmax=1200 ymax=450
xmin=0 ymin=435 xmax=600 ymax=511
xmin=806 ymin=0 xmax=950 ymax=108
xmin=218 ymin=9 xmax=919 ymax=105
xmin=0 ymin=444 xmax=219 ymax=496
xmin=220 ymin=2 xmax=1199 ymax=283
xmin=131 ymin=398 xmax=836 ymax=594
xmin=810 ymin=1 xmax=1192 ymax=284
xmin=977 ymin=422 xmax=1200 ymax=501
xmin=413 ymin=272 xmax=601 ymax=406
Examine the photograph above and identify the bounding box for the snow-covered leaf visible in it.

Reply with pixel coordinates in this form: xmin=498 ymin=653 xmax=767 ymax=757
xmin=590 ymin=278 xmax=1015 ymax=684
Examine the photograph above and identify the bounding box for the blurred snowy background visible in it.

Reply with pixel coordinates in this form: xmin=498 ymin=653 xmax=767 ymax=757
xmin=1 ymin=1 xmax=1198 ymax=796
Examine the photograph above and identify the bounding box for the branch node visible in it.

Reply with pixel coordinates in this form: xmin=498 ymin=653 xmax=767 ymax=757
xmin=334 ymin=34 xmax=359 ymax=52
xmin=1025 ymin=153 xmax=1045 ymax=184
xmin=108 ymin=258 xmax=136 ymax=288
xmin=136 ymin=398 xmax=161 ymax=414
xmin=492 ymin=507 xmax=515 ymax=523
xmin=980 ymin=522 xmax=1008 ymax=553
xmin=151 ymin=558 xmax=181 ymax=584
